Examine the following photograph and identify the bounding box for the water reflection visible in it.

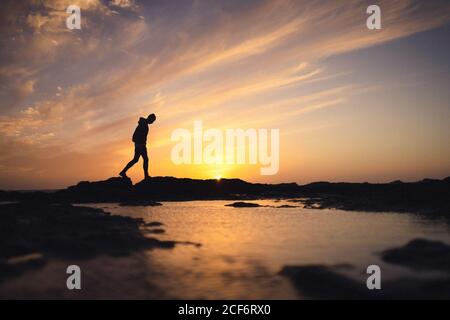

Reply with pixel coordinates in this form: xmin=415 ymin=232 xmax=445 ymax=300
xmin=94 ymin=200 xmax=450 ymax=299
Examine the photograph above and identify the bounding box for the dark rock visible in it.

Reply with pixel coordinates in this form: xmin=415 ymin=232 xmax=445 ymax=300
xmin=0 ymin=202 xmax=174 ymax=282
xmin=280 ymin=265 xmax=372 ymax=299
xmin=119 ymin=200 xmax=162 ymax=207
xmin=132 ymin=177 xmax=298 ymax=200
xmin=0 ymin=253 xmax=46 ymax=282
xmin=55 ymin=176 xmax=133 ymax=203
xmin=280 ymin=264 xmax=450 ymax=299
xmin=276 ymin=204 xmax=299 ymax=208
xmin=146 ymin=228 xmax=165 ymax=234
xmin=1 ymin=175 xmax=449 ymax=218
xmin=381 ymin=238 xmax=450 ymax=272
xmin=298 ymin=177 xmax=450 ymax=216
xmin=225 ymin=202 xmax=261 ymax=208
xmin=145 ymin=221 xmax=164 ymax=227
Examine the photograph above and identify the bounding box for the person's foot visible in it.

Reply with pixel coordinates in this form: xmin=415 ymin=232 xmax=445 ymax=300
xmin=144 ymin=175 xmax=151 ymax=180
xmin=119 ymin=171 xmax=128 ymax=178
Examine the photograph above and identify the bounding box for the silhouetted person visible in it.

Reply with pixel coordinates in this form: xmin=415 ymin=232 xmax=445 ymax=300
xmin=119 ymin=113 xmax=156 ymax=179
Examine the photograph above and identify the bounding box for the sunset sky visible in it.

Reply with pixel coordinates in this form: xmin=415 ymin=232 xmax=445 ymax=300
xmin=1 ymin=0 xmax=450 ymax=189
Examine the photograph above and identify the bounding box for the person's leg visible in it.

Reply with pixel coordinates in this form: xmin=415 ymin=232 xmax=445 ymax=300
xmin=119 ymin=146 xmax=140 ymax=177
xmin=142 ymin=146 xmax=149 ymax=179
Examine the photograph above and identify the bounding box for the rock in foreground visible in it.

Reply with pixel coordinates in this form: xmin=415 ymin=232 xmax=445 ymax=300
xmin=381 ymin=238 xmax=450 ymax=272
xmin=0 ymin=202 xmax=174 ymax=282
xmin=281 ymin=238 xmax=450 ymax=299
xmin=280 ymin=263 xmax=450 ymax=299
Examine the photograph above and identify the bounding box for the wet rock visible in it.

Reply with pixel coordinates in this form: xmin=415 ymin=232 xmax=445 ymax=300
xmin=280 ymin=264 xmax=450 ymax=299
xmin=119 ymin=200 xmax=162 ymax=207
xmin=0 ymin=253 xmax=46 ymax=282
xmin=0 ymin=202 xmax=174 ymax=282
xmin=276 ymin=204 xmax=299 ymax=208
xmin=145 ymin=221 xmax=164 ymax=227
xmin=280 ymin=265 xmax=372 ymax=299
xmin=146 ymin=228 xmax=165 ymax=234
xmin=381 ymin=238 xmax=450 ymax=272
xmin=225 ymin=202 xmax=262 ymax=208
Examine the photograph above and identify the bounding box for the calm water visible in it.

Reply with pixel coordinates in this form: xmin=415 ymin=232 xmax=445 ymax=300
xmin=89 ymin=200 xmax=450 ymax=299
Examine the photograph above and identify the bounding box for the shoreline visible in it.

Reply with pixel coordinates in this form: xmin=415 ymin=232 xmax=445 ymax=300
xmin=1 ymin=175 xmax=448 ymax=218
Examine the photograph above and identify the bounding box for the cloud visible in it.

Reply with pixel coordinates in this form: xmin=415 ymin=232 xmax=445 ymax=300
xmin=14 ymin=79 xmax=36 ymax=101
xmin=109 ymin=0 xmax=136 ymax=9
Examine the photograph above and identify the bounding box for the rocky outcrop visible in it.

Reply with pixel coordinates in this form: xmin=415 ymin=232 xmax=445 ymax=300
xmin=381 ymin=239 xmax=450 ymax=272
xmin=0 ymin=202 xmax=174 ymax=282
xmin=297 ymin=177 xmax=450 ymax=215
xmin=1 ymin=176 xmax=449 ymax=217
xmin=132 ymin=177 xmax=299 ymax=201
xmin=55 ymin=177 xmax=133 ymax=203
xmin=280 ymin=261 xmax=450 ymax=299
xmin=225 ymin=202 xmax=262 ymax=208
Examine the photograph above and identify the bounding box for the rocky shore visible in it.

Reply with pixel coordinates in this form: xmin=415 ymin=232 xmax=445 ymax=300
xmin=280 ymin=239 xmax=450 ymax=299
xmin=0 ymin=202 xmax=174 ymax=284
xmin=1 ymin=176 xmax=448 ymax=217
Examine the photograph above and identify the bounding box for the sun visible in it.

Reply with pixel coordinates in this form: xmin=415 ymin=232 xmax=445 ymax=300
xmin=215 ymin=175 xmax=222 ymax=181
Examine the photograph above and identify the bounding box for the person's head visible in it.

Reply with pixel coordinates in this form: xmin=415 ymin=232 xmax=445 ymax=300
xmin=146 ymin=113 xmax=156 ymax=124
